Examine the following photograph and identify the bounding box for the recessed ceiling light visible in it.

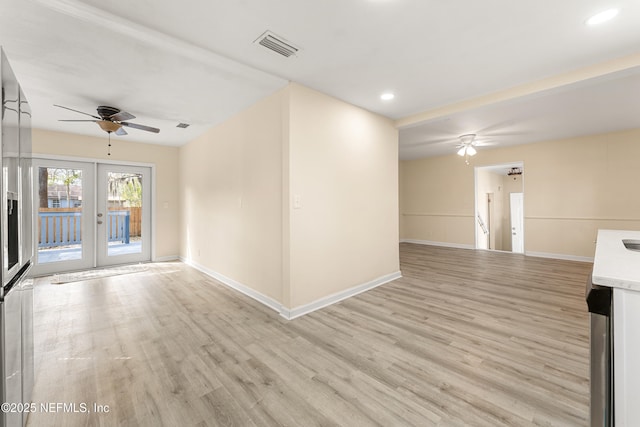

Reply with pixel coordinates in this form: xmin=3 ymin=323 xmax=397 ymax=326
xmin=380 ymin=93 xmax=395 ymax=101
xmin=587 ymin=8 xmax=619 ymax=25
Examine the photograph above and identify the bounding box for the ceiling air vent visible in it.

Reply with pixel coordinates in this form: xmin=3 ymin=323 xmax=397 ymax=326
xmin=254 ymin=31 xmax=299 ymax=58
xmin=176 ymin=123 xmax=190 ymax=129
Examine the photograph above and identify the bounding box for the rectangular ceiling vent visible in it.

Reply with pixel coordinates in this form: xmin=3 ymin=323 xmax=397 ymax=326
xmin=176 ymin=123 xmax=190 ymax=129
xmin=254 ymin=31 xmax=300 ymax=58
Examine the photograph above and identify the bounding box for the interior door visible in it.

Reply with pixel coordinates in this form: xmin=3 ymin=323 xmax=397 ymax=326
xmin=32 ymin=159 xmax=95 ymax=275
xmin=96 ymin=164 xmax=151 ymax=266
xmin=510 ymin=192 xmax=524 ymax=253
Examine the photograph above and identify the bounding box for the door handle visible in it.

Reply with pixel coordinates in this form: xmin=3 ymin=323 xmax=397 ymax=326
xmin=97 ymin=220 xmax=103 ymax=225
xmin=97 ymin=213 xmax=103 ymax=217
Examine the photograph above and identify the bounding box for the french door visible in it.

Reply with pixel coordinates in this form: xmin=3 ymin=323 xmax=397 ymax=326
xmin=96 ymin=164 xmax=150 ymax=266
xmin=32 ymin=159 xmax=151 ymax=275
xmin=32 ymin=159 xmax=95 ymax=275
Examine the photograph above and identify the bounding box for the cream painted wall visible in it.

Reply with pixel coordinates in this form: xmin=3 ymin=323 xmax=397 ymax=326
xmin=178 ymin=83 xmax=399 ymax=311
xmin=179 ymin=88 xmax=285 ymax=303
xmin=400 ymin=128 xmax=640 ymax=259
xmin=400 ymin=154 xmax=475 ymax=246
xmin=287 ymin=83 xmax=399 ymax=308
xmin=32 ymin=129 xmax=179 ymax=259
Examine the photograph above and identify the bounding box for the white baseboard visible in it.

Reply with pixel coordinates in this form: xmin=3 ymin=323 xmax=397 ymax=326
xmin=525 ymin=251 xmax=593 ymax=263
xmin=281 ymin=271 xmax=403 ymax=320
xmin=179 ymin=257 xmax=401 ymax=320
xmin=400 ymin=239 xmax=474 ymax=250
xmin=180 ymin=257 xmax=284 ymax=314
xmin=154 ymin=255 xmax=179 ymax=262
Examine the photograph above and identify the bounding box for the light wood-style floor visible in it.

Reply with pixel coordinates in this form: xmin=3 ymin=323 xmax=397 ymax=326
xmin=28 ymin=244 xmax=592 ymax=426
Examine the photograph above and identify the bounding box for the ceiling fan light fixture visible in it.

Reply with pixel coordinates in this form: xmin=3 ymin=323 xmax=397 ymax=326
xmin=457 ymin=147 xmax=466 ymax=156
xmin=97 ymin=120 xmax=121 ymax=133
xmin=467 ymin=146 xmax=477 ymax=156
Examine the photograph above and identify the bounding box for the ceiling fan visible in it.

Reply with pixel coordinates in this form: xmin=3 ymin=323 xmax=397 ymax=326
xmin=401 ymin=120 xmax=524 ymax=160
xmin=456 ymin=134 xmax=480 ymax=164
xmin=54 ymin=104 xmax=160 ymax=136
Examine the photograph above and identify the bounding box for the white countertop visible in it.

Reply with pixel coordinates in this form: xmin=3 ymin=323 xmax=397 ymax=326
xmin=592 ymin=229 xmax=640 ymax=292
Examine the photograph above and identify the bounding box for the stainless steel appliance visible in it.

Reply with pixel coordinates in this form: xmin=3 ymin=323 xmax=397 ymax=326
xmin=1 ymin=48 xmax=34 ymax=427
xmin=586 ymin=275 xmax=613 ymax=427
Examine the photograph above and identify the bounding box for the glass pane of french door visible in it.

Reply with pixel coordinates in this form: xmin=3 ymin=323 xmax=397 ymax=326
xmin=32 ymin=159 xmax=95 ymax=275
xmin=96 ymin=164 xmax=150 ymax=266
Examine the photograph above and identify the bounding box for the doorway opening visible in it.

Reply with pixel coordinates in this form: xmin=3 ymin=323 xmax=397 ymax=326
xmin=475 ymin=162 xmax=524 ymax=253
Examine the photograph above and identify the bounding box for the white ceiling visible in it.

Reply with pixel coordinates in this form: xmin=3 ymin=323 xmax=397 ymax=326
xmin=1 ymin=0 xmax=639 ymax=154
xmin=399 ymin=67 xmax=640 ymax=159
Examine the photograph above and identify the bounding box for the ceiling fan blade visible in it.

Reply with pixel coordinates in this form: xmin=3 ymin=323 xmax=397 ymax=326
xmin=54 ymin=104 xmax=101 ymax=120
xmin=403 ymin=138 xmax=455 ymax=148
xmin=58 ymin=119 xmax=99 ymax=122
xmin=110 ymin=111 xmax=135 ymax=122
xmin=120 ymin=121 xmax=160 ymax=133
xmin=115 ymin=127 xmax=128 ymax=136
